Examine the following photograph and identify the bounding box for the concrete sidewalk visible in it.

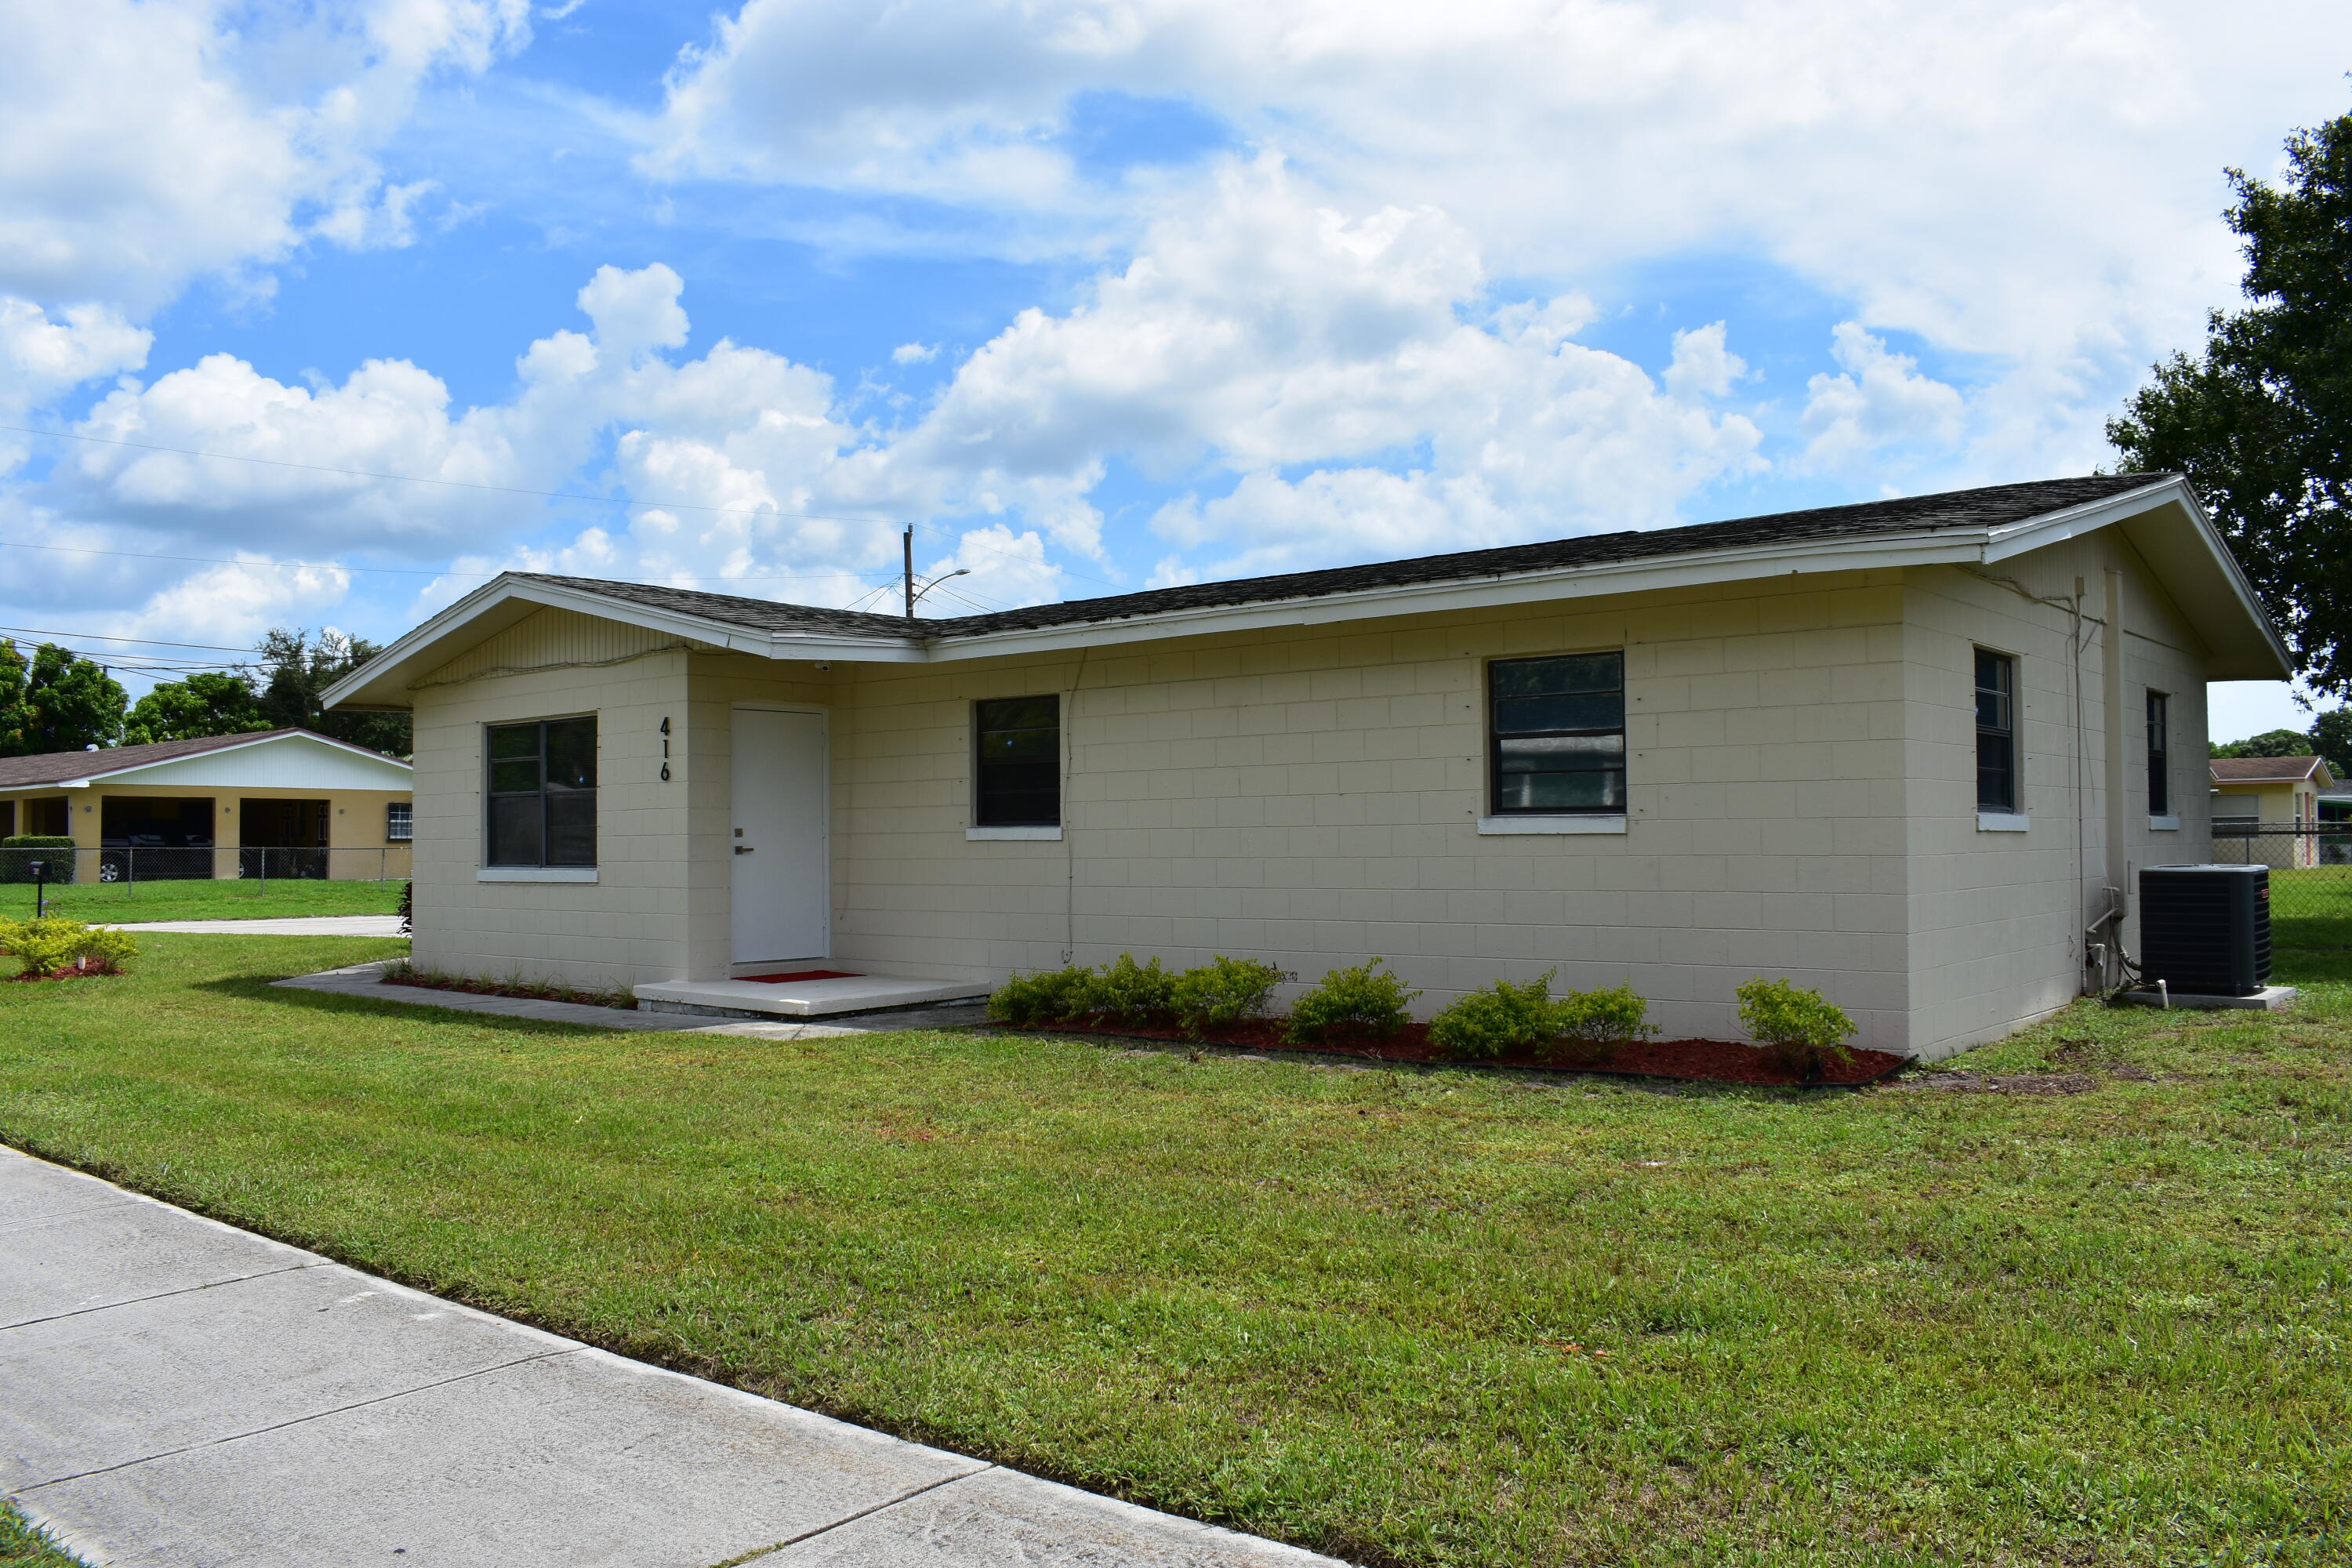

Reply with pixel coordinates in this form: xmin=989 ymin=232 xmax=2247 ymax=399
xmin=1 ymin=1145 xmax=1345 ymax=1567
xmin=104 ymin=915 xmax=410 ymax=937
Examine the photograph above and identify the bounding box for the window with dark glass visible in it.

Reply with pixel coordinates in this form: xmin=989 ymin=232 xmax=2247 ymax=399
xmin=2146 ymin=691 xmax=2170 ymax=817
xmin=974 ymin=696 xmax=1060 ymax=827
xmin=1489 ymin=652 xmax=1626 ymax=814
xmin=387 ymin=801 xmax=414 ymax=842
xmin=485 ymin=717 xmax=597 ymax=866
xmin=1975 ymin=649 xmax=2017 ymax=813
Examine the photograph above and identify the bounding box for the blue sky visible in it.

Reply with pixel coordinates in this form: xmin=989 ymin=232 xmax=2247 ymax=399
xmin=2 ymin=0 xmax=2347 ymax=739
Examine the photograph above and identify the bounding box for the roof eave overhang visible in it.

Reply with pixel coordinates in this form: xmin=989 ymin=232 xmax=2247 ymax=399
xmin=322 ymin=575 xmax=931 ymax=709
xmin=327 ymin=477 xmax=2296 ymax=698
xmin=0 ymin=729 xmax=412 ymax=789
xmin=1981 ymin=477 xmax=2293 ymax=680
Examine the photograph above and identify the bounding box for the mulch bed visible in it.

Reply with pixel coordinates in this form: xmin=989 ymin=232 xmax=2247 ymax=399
xmin=5 ymin=964 xmax=122 ymax=983
xmin=1011 ymin=1015 xmax=1907 ymax=1087
xmin=383 ymin=971 xmax=639 ymax=1011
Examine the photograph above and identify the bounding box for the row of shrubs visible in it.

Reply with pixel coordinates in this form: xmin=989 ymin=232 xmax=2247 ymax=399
xmin=989 ymin=953 xmax=1855 ymax=1062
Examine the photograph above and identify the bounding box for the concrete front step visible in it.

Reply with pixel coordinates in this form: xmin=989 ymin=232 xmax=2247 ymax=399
xmin=635 ymin=973 xmax=993 ymax=1019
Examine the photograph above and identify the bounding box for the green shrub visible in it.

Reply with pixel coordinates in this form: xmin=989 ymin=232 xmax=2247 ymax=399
xmin=1428 ymin=969 xmax=1562 ymax=1059
xmin=1084 ymin=953 xmax=1177 ymax=1026
xmin=988 ymin=964 xmax=1097 ymax=1025
xmin=0 ymin=917 xmax=136 ymax=978
xmin=0 ymin=837 xmax=76 ymax=885
xmin=1735 ymin=976 xmax=1855 ymax=1048
xmin=1553 ymin=980 xmax=1657 ymax=1063
xmin=1171 ymin=956 xmax=1284 ymax=1039
xmin=1285 ymin=957 xmax=1421 ymax=1043
xmin=1736 ymin=975 xmax=1856 ymax=1080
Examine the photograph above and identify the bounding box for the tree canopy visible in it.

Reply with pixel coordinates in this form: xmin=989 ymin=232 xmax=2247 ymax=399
xmin=122 ymin=672 xmax=270 ymax=746
xmin=252 ymin=629 xmax=410 ymax=757
xmin=0 ymin=641 xmax=129 ymax=757
xmin=2211 ymin=713 xmax=2352 ymax=782
xmin=2108 ymin=107 xmax=2352 ymax=697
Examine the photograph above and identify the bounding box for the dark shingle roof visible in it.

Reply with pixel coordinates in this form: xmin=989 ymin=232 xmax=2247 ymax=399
xmin=521 ymin=474 xmax=2172 ymax=645
xmin=2211 ymin=756 xmax=2327 ymax=784
xmin=0 ymin=728 xmax=404 ymax=789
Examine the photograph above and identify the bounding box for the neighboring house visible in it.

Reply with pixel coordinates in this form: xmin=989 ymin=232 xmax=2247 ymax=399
xmin=0 ymin=729 xmax=414 ymax=884
xmin=326 ymin=474 xmax=2290 ymax=1060
xmin=2210 ymin=754 xmax=2337 ymax=869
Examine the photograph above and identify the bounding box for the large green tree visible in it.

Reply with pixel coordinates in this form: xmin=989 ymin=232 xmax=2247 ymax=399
xmin=2108 ymin=108 xmax=2352 ymax=697
xmin=0 ymin=641 xmax=129 ymax=757
xmin=122 ymin=673 xmax=270 ymax=746
xmin=253 ymin=628 xmax=411 ymax=757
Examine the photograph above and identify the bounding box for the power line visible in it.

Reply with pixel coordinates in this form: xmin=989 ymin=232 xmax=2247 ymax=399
xmin=0 ymin=622 xmax=257 ymax=652
xmin=0 ymin=419 xmax=1125 ymax=591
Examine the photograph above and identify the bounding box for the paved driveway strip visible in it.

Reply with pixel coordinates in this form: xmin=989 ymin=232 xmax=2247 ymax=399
xmin=0 ymin=1147 xmax=1346 ymax=1568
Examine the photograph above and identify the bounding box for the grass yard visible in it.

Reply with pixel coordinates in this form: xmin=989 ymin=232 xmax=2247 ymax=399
xmin=0 ymin=877 xmax=401 ymax=924
xmin=0 ymin=1504 xmax=80 ymax=1568
xmin=1 ymin=937 xmax=2347 ymax=1566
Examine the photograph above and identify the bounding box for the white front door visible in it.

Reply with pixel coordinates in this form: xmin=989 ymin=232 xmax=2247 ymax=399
xmin=731 ymin=708 xmax=828 ymax=966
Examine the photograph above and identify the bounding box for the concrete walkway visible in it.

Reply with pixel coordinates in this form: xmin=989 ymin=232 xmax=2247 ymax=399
xmin=105 ymin=915 xmax=410 ymax=937
xmin=0 ymin=1145 xmax=1345 ymax=1567
xmin=274 ymin=961 xmax=993 ymax=1039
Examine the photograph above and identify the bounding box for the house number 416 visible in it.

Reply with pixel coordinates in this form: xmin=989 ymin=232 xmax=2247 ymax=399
xmin=659 ymin=717 xmax=672 ymax=782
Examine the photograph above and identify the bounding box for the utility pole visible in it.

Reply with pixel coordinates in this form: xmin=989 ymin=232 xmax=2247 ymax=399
xmin=903 ymin=525 xmax=914 ymax=619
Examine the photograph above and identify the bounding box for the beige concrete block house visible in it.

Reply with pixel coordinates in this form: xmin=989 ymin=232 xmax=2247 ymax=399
xmin=328 ymin=474 xmax=2289 ymax=1060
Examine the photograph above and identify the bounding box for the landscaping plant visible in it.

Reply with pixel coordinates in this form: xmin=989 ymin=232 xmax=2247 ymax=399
xmin=0 ymin=836 xmax=76 ymax=885
xmin=1551 ymin=979 xmax=1657 ymax=1065
xmin=1428 ymin=968 xmax=1563 ymax=1058
xmin=1170 ymin=955 xmax=1283 ymax=1039
xmin=1284 ymin=957 xmax=1420 ymax=1044
xmin=1083 ymin=953 xmax=1177 ymax=1026
xmin=1736 ymin=975 xmax=1856 ymax=1082
xmin=0 ymin=916 xmax=136 ymax=979
xmin=986 ymin=963 xmax=1096 ymax=1025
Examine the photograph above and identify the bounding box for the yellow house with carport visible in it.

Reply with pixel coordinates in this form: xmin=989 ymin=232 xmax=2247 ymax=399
xmin=2209 ymin=754 xmax=2335 ymax=869
xmin=0 ymin=728 xmax=412 ymax=885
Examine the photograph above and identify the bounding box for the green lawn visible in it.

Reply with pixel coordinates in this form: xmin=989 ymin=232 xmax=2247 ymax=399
xmin=2 ymin=938 xmax=2347 ymax=1566
xmin=0 ymin=877 xmax=401 ymax=924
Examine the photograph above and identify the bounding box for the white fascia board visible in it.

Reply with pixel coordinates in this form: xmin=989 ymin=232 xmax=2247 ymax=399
xmin=926 ymin=530 xmax=1987 ymax=662
xmin=1982 ymin=476 xmax=2293 ymax=678
xmin=321 ymin=575 xmax=926 ymax=708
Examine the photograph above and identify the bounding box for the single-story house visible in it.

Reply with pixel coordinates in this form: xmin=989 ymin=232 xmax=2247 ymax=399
xmin=0 ymin=729 xmax=414 ymax=884
xmin=325 ymin=473 xmax=2290 ymax=1060
xmin=2210 ymin=754 xmax=2336 ymax=869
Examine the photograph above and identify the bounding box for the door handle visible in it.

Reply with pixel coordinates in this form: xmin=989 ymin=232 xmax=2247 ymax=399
xmin=735 ymin=844 xmax=755 ymax=854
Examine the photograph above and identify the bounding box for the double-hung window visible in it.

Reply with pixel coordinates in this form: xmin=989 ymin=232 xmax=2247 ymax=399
xmin=485 ymin=717 xmax=597 ymax=867
xmin=1974 ymin=649 xmax=2018 ymax=813
xmin=974 ymin=696 xmax=1060 ymax=827
xmin=1489 ymin=652 xmax=1626 ymax=814
xmin=386 ymin=801 xmax=414 ymax=842
xmin=2145 ymin=691 xmax=2170 ymax=818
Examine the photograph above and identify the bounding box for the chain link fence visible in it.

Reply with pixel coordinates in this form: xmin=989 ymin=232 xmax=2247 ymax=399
xmin=2210 ymin=825 xmax=2352 ymax=946
xmin=0 ymin=844 xmax=412 ymax=891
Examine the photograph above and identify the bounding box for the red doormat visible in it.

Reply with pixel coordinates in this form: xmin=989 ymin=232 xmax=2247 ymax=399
xmin=739 ymin=969 xmax=860 ymax=983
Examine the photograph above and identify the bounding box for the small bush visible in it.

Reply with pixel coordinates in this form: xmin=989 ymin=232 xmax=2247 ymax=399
xmin=1736 ymin=976 xmax=1855 ymax=1080
xmin=1084 ymin=953 xmax=1177 ymax=1026
xmin=1429 ymin=969 xmax=1562 ymax=1059
xmin=1552 ymin=980 xmax=1657 ymax=1064
xmin=988 ymin=964 xmax=1096 ymax=1025
xmin=1286 ymin=958 xmax=1421 ymax=1044
xmin=0 ymin=917 xmax=136 ymax=978
xmin=1171 ymin=956 xmax=1284 ymax=1039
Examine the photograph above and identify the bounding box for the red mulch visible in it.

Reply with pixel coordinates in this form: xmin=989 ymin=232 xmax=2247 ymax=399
xmin=383 ymin=972 xmax=639 ymax=1011
xmin=5 ymin=964 xmax=122 ymax=983
xmin=1011 ymin=1015 xmax=1907 ymax=1087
